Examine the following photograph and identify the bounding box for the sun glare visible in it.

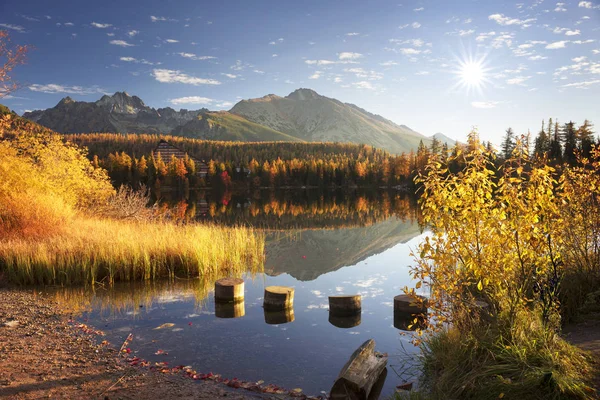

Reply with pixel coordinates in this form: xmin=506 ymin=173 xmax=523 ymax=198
xmin=450 ymin=51 xmax=492 ymax=95
xmin=460 ymin=60 xmax=485 ymax=87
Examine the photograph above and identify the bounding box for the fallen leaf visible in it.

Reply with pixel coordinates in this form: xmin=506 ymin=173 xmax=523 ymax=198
xmin=153 ymin=323 xmax=175 ymax=330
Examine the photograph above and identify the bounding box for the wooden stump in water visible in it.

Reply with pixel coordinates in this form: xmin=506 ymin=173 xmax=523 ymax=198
xmin=330 ymin=339 xmax=388 ymax=400
xmin=215 ymin=300 xmax=245 ymax=318
xmin=215 ymin=277 xmax=244 ymax=303
xmin=393 ymin=294 xmax=427 ymax=314
xmin=264 ymin=308 xmax=295 ymax=324
xmin=264 ymin=286 xmax=294 ymax=311
xmin=329 ymin=313 xmax=361 ymax=329
xmin=329 ymin=295 xmax=361 ymax=317
xmin=394 ymin=311 xmax=427 ymax=331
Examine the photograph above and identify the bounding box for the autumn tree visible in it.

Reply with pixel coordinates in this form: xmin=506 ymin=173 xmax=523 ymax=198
xmin=0 ymin=30 xmax=30 ymax=98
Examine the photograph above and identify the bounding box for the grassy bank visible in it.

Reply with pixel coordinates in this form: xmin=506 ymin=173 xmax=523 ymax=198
xmin=0 ymin=218 xmax=264 ymax=286
xmin=0 ymin=110 xmax=264 ymax=287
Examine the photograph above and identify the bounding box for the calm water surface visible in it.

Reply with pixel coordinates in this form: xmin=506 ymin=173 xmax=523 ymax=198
xmin=50 ymin=191 xmax=428 ymax=397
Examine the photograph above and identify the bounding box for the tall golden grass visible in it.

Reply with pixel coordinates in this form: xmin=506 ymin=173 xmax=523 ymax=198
xmin=0 ymin=218 xmax=265 ymax=286
xmin=0 ymin=114 xmax=265 ymax=286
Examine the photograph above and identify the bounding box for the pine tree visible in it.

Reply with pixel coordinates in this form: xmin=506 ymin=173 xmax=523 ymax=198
xmin=563 ymin=121 xmax=578 ymax=165
xmin=501 ymin=127 xmax=515 ymax=159
xmin=577 ymin=119 xmax=595 ymax=158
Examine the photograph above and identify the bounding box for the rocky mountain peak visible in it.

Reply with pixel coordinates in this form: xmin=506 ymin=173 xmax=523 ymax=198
xmin=286 ymin=88 xmax=321 ymax=101
xmin=58 ymin=96 xmax=75 ymax=106
xmin=95 ymin=91 xmax=148 ymax=114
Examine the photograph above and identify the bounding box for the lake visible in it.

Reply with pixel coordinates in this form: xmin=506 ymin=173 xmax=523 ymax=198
xmin=48 ymin=190 xmax=428 ymax=397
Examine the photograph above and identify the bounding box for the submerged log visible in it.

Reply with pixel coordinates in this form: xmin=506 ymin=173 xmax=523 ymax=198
xmin=329 ymin=295 xmax=361 ymax=317
xmin=330 ymin=339 xmax=388 ymax=400
xmin=215 ymin=300 xmax=245 ymax=318
xmin=264 ymin=286 xmax=294 ymax=311
xmin=264 ymin=308 xmax=295 ymax=324
xmin=393 ymin=294 xmax=428 ymax=314
xmin=214 ymin=277 xmax=244 ymax=303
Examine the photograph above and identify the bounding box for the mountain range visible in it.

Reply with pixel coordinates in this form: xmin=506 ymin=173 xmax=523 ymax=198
xmin=22 ymin=89 xmax=449 ymax=154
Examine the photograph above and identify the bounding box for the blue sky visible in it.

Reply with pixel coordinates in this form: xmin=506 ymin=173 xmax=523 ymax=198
xmin=1 ymin=0 xmax=599 ymax=144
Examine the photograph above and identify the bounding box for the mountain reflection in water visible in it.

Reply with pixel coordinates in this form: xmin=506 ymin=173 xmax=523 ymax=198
xmin=47 ymin=190 xmax=426 ymax=397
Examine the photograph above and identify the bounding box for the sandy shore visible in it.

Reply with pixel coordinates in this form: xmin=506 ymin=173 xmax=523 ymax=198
xmin=0 ymin=288 xmax=309 ymax=399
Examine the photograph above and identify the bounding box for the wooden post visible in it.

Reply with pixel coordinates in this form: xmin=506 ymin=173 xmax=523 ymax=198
xmin=264 ymin=286 xmax=294 ymax=311
xmin=264 ymin=309 xmax=295 ymax=324
xmin=394 ymin=311 xmax=426 ymax=331
xmin=330 ymin=339 xmax=388 ymax=400
xmin=393 ymin=294 xmax=427 ymax=314
xmin=329 ymin=314 xmax=361 ymax=329
xmin=329 ymin=295 xmax=361 ymax=317
xmin=215 ymin=300 xmax=245 ymax=318
xmin=215 ymin=277 xmax=244 ymax=303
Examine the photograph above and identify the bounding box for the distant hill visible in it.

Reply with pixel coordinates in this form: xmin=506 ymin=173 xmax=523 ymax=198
xmin=230 ymin=88 xmax=430 ymax=154
xmin=431 ymin=132 xmax=456 ymax=145
xmin=172 ymin=111 xmax=302 ymax=142
xmin=22 ymin=89 xmax=449 ymax=153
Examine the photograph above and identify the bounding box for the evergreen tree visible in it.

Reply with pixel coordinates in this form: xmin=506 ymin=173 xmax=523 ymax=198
xmin=562 ymin=121 xmax=578 ymax=165
xmin=577 ymin=119 xmax=595 ymax=158
xmin=501 ymin=127 xmax=515 ymax=159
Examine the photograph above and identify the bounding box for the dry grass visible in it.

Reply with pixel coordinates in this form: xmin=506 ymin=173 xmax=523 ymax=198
xmin=0 ymin=218 xmax=265 ymax=286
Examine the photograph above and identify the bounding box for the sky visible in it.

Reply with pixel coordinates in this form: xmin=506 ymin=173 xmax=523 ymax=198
xmin=0 ymin=0 xmax=599 ymax=145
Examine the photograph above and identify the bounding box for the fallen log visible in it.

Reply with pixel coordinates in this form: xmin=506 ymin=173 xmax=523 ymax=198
xmin=330 ymin=339 xmax=388 ymax=400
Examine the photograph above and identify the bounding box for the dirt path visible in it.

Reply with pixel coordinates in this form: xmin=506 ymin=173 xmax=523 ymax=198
xmin=0 ymin=289 xmax=309 ymax=399
xmin=564 ymin=312 xmax=600 ymax=399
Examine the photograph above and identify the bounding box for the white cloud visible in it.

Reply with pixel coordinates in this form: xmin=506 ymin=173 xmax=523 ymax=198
xmin=476 ymin=31 xmax=496 ymax=42
xmin=572 ymin=56 xmax=587 ymax=62
xmin=152 ymin=69 xmax=221 ymax=85
xmin=333 ymin=76 xmax=343 ymax=83
xmin=64 ymin=22 xmax=74 ymax=27
xmin=339 ymin=52 xmax=363 ymax=60
xmin=546 ymin=40 xmax=568 ymax=49
xmin=380 ymin=61 xmax=398 ymax=66
xmin=221 ymin=73 xmax=237 ymax=78
xmin=309 ymin=71 xmax=322 ymax=79
xmin=578 ymin=1 xmax=592 ymax=7
xmin=412 ymin=22 xmax=422 ymax=28
xmin=107 ymin=33 xmax=115 ymax=37
xmin=91 ymin=22 xmax=112 ymax=28
xmin=165 ymin=39 xmax=179 ymax=43
xmin=414 ymin=7 xmax=424 ymax=11
xmin=389 ymin=38 xmax=426 ymax=47
xmin=28 ymin=84 xmax=105 ymax=95
xmin=488 ymin=14 xmax=536 ymax=26
xmin=305 ymin=59 xmax=337 ymax=65
xmin=0 ymin=23 xmax=25 ymax=32
xmin=506 ymin=75 xmax=531 ymax=85
xmin=110 ymin=40 xmax=135 ymax=47
xmin=119 ymin=57 xmax=157 ymax=65
xmin=399 ymin=48 xmax=422 ymax=55
xmin=464 ymin=18 xmax=473 ymax=24
xmin=529 ymin=55 xmax=548 ymax=60
xmin=554 ymin=2 xmax=567 ymax=11
xmin=459 ymin=29 xmax=475 ymax=36
xmin=346 ymin=32 xmax=360 ymax=36
xmin=562 ymin=79 xmax=600 ymax=88
xmin=127 ymin=30 xmax=139 ymax=37
xmin=415 ymin=71 xmax=430 ymax=75
xmin=150 ymin=16 xmax=176 ymax=22
xmin=573 ymin=39 xmax=596 ymax=44
xmin=565 ymin=30 xmax=581 ymax=36
xmin=169 ymin=96 xmax=214 ymax=105
xmin=353 ymin=81 xmax=375 ymax=89
xmin=178 ymin=52 xmax=216 ymax=60
xmin=471 ymin=101 xmax=500 ymax=109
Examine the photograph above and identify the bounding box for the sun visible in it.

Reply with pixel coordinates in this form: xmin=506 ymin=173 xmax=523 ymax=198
xmin=450 ymin=52 xmax=492 ymax=95
xmin=460 ymin=60 xmax=485 ymax=87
